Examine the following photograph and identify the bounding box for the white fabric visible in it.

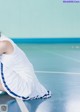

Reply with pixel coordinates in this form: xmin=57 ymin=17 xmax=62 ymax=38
xmin=0 ymin=34 xmax=51 ymax=100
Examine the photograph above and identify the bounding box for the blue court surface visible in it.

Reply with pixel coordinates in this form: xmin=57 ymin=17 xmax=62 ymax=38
xmin=1 ymin=43 xmax=80 ymax=112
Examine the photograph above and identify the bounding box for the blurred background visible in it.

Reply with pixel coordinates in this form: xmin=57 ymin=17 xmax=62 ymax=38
xmin=0 ymin=0 xmax=80 ymax=38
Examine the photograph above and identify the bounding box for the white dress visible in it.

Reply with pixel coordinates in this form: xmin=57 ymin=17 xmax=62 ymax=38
xmin=0 ymin=34 xmax=51 ymax=100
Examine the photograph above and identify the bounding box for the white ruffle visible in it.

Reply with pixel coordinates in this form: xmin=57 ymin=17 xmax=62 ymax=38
xmin=0 ymin=62 xmax=51 ymax=100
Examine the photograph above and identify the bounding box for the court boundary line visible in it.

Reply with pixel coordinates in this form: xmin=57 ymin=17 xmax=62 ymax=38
xmin=53 ymin=52 xmax=80 ymax=63
xmin=46 ymin=51 xmax=80 ymax=63
xmin=35 ymin=71 xmax=80 ymax=74
xmin=16 ymin=99 xmax=29 ymax=112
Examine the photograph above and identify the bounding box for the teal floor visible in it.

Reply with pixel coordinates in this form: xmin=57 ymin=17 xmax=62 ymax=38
xmin=1 ymin=43 xmax=80 ymax=112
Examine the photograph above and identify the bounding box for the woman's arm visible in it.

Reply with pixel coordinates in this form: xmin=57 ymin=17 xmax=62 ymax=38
xmin=0 ymin=41 xmax=14 ymax=55
xmin=0 ymin=41 xmax=7 ymax=55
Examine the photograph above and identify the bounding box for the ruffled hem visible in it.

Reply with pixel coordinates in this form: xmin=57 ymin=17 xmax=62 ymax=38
xmin=0 ymin=62 xmax=51 ymax=100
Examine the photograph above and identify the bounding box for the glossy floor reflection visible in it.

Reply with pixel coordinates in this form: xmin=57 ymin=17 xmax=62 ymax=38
xmin=1 ymin=43 xmax=80 ymax=112
xmin=1 ymin=73 xmax=80 ymax=112
xmin=0 ymin=93 xmax=53 ymax=112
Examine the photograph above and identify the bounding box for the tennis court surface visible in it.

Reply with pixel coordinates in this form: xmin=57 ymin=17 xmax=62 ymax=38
xmin=1 ymin=43 xmax=80 ymax=112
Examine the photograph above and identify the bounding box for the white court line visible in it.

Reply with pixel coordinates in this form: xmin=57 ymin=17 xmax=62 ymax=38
xmin=53 ymin=52 xmax=80 ymax=63
xmin=35 ymin=71 xmax=80 ymax=75
xmin=47 ymin=51 xmax=80 ymax=63
xmin=16 ymin=99 xmax=29 ymax=112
